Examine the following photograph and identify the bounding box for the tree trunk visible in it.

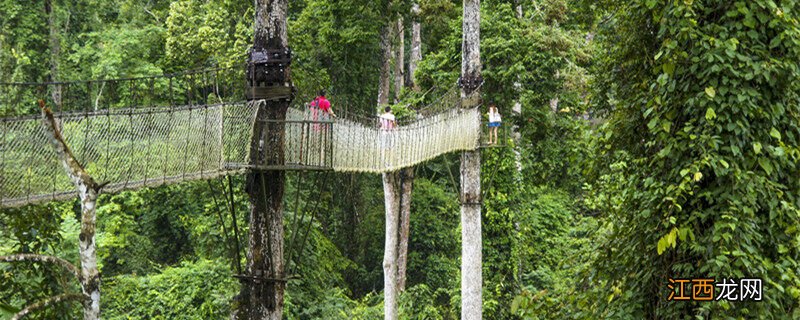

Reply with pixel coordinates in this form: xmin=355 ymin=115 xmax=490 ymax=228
xmin=396 ymin=4 xmax=421 ymax=290
xmin=235 ymin=0 xmax=290 ymax=319
xmin=381 ymin=172 xmax=400 ymax=320
xmin=408 ymin=3 xmax=422 ymax=91
xmin=45 ymin=0 xmax=62 ymax=109
xmin=39 ymin=102 xmax=100 ymax=320
xmin=395 ymin=167 xmax=414 ymax=291
xmin=460 ymin=0 xmax=482 ymax=318
xmin=378 ymin=22 xmax=393 ymax=107
xmin=393 ymin=18 xmax=404 ymax=102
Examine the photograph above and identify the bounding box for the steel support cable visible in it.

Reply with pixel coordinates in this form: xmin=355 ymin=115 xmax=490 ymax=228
xmin=207 ymin=178 xmax=237 ymax=274
xmin=289 ymin=170 xmax=329 ymax=277
xmin=284 ymin=170 xmax=306 ymax=268
xmin=286 ymin=170 xmax=323 ymax=276
xmin=227 ymin=175 xmax=244 ymax=274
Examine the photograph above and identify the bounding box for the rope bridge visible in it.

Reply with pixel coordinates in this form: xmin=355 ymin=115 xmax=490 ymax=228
xmin=0 ymin=71 xmax=480 ymax=207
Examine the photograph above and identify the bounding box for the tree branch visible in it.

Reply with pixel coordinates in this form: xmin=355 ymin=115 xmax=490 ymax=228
xmin=11 ymin=293 xmax=88 ymax=320
xmin=38 ymin=100 xmax=99 ymax=191
xmin=0 ymin=254 xmax=81 ymax=281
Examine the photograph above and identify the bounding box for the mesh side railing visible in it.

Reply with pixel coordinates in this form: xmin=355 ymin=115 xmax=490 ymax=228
xmin=330 ymin=107 xmax=480 ymax=173
xmin=0 ymin=103 xmax=257 ymax=207
xmin=282 ymin=107 xmax=480 ymax=173
xmin=1 ymin=95 xmax=478 ymax=207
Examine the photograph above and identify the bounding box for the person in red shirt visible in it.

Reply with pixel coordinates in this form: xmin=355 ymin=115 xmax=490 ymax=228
xmin=316 ymin=90 xmax=336 ymax=120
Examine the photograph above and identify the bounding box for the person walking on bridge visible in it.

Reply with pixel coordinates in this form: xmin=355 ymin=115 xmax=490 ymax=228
xmin=309 ymin=90 xmax=336 ymax=132
xmin=379 ymin=106 xmax=396 ymax=167
xmin=316 ymin=90 xmax=336 ymax=120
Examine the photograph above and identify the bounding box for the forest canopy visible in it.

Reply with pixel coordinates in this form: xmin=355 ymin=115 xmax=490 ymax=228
xmin=1 ymin=0 xmax=799 ymax=319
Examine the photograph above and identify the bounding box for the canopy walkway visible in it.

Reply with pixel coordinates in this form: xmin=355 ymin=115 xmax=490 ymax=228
xmin=0 ymin=69 xmax=481 ymax=207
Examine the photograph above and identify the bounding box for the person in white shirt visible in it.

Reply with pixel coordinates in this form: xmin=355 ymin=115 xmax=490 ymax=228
xmin=379 ymin=106 xmax=396 ymax=130
xmin=379 ymin=107 xmax=396 ymax=167
xmin=487 ymin=103 xmax=502 ymax=144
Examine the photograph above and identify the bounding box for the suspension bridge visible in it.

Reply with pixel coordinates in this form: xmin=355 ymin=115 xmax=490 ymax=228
xmin=0 ymin=67 xmax=490 ymax=207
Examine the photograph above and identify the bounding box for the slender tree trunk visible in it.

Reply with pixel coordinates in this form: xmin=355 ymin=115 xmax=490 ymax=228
xmin=395 ymin=167 xmax=413 ymax=291
xmin=236 ymin=0 xmax=290 ymax=319
xmin=512 ymin=0 xmax=523 ymax=175
xmin=408 ymin=3 xmax=422 ymax=91
xmin=39 ymin=102 xmax=100 ymax=320
xmin=379 ymin=11 xmax=401 ymax=319
xmin=393 ymin=18 xmax=404 ymax=102
xmin=460 ymin=0 xmax=482 ymax=319
xmin=378 ymin=22 xmax=393 ymax=107
xmin=45 ymin=0 xmax=62 ymax=109
xmin=396 ymin=4 xmax=421 ymax=290
xmin=382 ymin=172 xmax=400 ymax=320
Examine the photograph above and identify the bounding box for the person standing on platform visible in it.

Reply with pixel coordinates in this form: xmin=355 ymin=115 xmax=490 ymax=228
xmin=487 ymin=103 xmax=502 ymax=145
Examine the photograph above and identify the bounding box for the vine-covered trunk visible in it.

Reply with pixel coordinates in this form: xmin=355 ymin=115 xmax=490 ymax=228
xmin=460 ymin=0 xmax=482 ymax=318
xmin=236 ymin=0 xmax=290 ymax=318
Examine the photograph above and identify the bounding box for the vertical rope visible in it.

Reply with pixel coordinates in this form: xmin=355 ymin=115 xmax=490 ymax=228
xmin=227 ymin=175 xmax=243 ymax=274
xmin=0 ymin=120 xmax=6 ymax=206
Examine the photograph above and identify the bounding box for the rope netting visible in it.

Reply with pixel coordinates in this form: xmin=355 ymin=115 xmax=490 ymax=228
xmin=0 ymin=103 xmax=255 ymax=207
xmin=0 ymin=102 xmax=478 ymax=207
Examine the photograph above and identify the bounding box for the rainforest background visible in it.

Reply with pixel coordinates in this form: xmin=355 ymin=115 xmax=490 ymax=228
xmin=1 ymin=0 xmax=799 ymax=319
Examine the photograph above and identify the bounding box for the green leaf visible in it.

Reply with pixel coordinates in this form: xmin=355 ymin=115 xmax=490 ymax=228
xmin=693 ymin=172 xmax=703 ymax=182
xmin=753 ymin=142 xmax=762 ymax=154
xmin=511 ymin=295 xmax=523 ymax=313
xmin=719 ymin=159 xmax=729 ymax=169
xmin=663 ymin=62 xmax=675 ymax=75
xmin=758 ymin=158 xmax=773 ymax=175
xmin=705 ymin=87 xmax=716 ymax=98
xmin=743 ymin=15 xmax=756 ymax=28
xmin=662 ymin=121 xmax=672 ymax=133
xmin=705 ymin=108 xmax=716 ymax=120
xmin=770 ymin=128 xmax=782 ymax=141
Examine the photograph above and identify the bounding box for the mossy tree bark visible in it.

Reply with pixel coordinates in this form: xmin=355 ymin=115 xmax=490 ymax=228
xmin=235 ymin=0 xmax=291 ymax=319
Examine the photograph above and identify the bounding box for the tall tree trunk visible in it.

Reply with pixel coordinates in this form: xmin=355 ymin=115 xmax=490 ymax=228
xmin=378 ymin=22 xmax=393 ymax=107
xmin=393 ymin=18 xmax=404 ymax=102
xmin=45 ymin=0 xmax=62 ymax=109
xmin=396 ymin=3 xmax=421 ymax=290
xmin=379 ymin=11 xmax=400 ymax=319
xmin=460 ymin=0 xmax=482 ymax=318
xmin=512 ymin=0 xmax=523 ymax=175
xmin=395 ymin=167 xmax=413 ymax=291
xmin=378 ymin=10 xmax=401 ymax=318
xmin=408 ymin=3 xmax=422 ymax=91
xmin=39 ymin=102 xmax=100 ymax=320
xmin=236 ymin=0 xmax=290 ymax=319
xmin=382 ymin=172 xmax=400 ymax=320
